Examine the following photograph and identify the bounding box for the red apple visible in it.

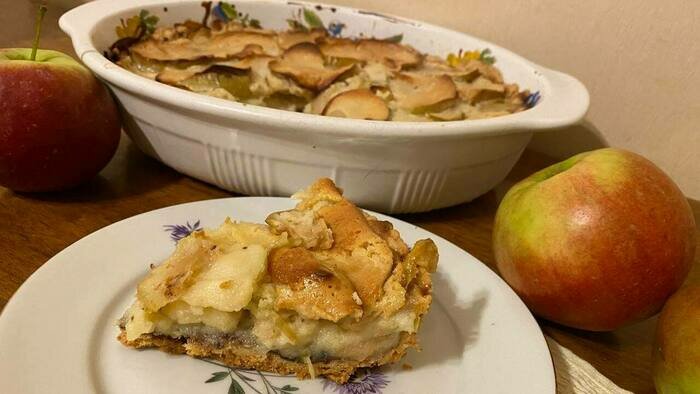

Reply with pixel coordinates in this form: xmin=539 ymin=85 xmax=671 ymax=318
xmin=493 ymin=148 xmax=696 ymax=331
xmin=0 ymin=48 xmax=120 ymax=192
xmin=653 ymin=284 xmax=700 ymax=393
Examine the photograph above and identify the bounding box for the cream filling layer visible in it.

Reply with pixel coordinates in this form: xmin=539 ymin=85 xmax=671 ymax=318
xmin=123 ymin=288 xmax=418 ymax=362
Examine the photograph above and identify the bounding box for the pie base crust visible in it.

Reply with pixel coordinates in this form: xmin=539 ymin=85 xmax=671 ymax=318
xmin=118 ymin=329 xmax=417 ymax=383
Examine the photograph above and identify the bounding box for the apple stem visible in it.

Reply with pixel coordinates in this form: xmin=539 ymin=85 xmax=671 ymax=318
xmin=30 ymin=4 xmax=48 ymax=61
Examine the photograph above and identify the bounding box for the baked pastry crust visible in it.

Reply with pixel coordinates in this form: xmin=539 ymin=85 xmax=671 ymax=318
xmin=108 ymin=8 xmax=530 ymax=121
xmin=118 ymin=178 xmax=437 ymax=383
xmin=118 ymin=330 xmax=417 ymax=383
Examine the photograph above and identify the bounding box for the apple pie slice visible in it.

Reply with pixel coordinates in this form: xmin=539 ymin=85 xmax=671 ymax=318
xmin=118 ymin=178 xmax=438 ymax=383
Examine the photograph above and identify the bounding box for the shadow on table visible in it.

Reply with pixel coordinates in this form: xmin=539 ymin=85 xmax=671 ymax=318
xmin=527 ymin=121 xmax=609 ymax=160
xmin=543 ymin=316 xmax=659 ymax=393
xmin=15 ymin=136 xmax=182 ymax=203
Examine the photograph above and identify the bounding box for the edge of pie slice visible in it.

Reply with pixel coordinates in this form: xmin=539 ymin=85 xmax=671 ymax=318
xmin=117 ymin=178 xmax=439 ymax=383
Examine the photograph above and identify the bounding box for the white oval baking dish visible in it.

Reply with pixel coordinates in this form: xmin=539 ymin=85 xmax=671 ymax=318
xmin=60 ymin=0 xmax=588 ymax=213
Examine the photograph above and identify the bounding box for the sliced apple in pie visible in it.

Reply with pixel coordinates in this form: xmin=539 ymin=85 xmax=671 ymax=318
xmin=118 ymin=178 xmax=438 ymax=383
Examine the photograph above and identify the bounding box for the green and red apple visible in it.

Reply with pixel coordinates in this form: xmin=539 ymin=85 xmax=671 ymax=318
xmin=653 ymin=284 xmax=700 ymax=393
xmin=0 ymin=6 xmax=121 ymax=192
xmin=493 ymin=148 xmax=696 ymax=331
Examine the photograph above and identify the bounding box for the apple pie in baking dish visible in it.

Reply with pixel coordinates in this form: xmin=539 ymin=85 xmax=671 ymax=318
xmin=108 ymin=3 xmax=531 ymax=121
xmin=118 ymin=178 xmax=439 ymax=383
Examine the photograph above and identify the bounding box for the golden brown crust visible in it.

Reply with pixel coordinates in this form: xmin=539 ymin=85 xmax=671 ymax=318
xmin=322 ymin=89 xmax=390 ymax=120
xmin=389 ymin=72 xmax=457 ymax=110
xmin=296 ymin=179 xmax=396 ymax=311
xmin=118 ymin=178 xmax=437 ymax=383
xmin=269 ymin=247 xmax=362 ymax=322
xmin=264 ymin=179 xmax=435 ymax=321
xmin=269 ymin=43 xmax=354 ymax=91
xmin=137 ymin=233 xmax=217 ymax=312
xmin=366 ymin=216 xmax=410 ymax=257
xmin=272 ymin=178 xmax=435 ymax=317
xmin=292 ymin=177 xmax=345 ymax=209
xmin=114 ymin=16 xmax=527 ymax=122
xmin=277 ymin=28 xmax=327 ymax=49
xmin=265 ymin=209 xmax=334 ymax=250
xmin=268 ymin=247 xmax=320 ymax=285
xmin=274 ymin=275 xmax=363 ymax=322
xmin=319 ymin=38 xmax=421 ymax=70
xmin=118 ymin=330 xmax=417 ymax=384
xmin=131 ymin=30 xmax=280 ymax=61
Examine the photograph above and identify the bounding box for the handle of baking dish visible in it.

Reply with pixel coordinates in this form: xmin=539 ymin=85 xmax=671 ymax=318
xmin=59 ymin=0 xmax=159 ymax=58
xmin=58 ymin=1 xmax=109 ymax=58
xmin=517 ymin=67 xmax=590 ymax=130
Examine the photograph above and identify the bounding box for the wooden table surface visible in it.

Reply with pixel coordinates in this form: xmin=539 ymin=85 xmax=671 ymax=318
xmin=2 ymin=2 xmax=699 ymax=393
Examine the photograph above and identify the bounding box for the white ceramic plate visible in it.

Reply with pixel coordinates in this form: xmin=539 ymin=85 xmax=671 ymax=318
xmin=0 ymin=198 xmax=554 ymax=393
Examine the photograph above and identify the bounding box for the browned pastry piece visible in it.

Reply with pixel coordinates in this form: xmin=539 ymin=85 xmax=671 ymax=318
xmin=319 ymin=37 xmax=422 ymax=70
xmin=131 ymin=29 xmax=280 ymax=61
xmin=269 ymin=43 xmax=354 ymax=91
xmin=323 ymin=89 xmax=390 ymax=120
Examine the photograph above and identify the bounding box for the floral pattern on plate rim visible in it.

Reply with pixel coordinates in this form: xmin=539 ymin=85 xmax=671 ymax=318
xmin=203 ymin=358 xmax=389 ymax=394
xmin=322 ymin=369 xmax=390 ymax=394
xmin=163 ymin=220 xmax=202 ymax=242
xmin=162 ymin=220 xmax=392 ymax=393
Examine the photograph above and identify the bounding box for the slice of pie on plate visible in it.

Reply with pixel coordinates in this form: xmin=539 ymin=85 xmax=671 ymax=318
xmin=118 ymin=178 xmax=438 ymax=383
